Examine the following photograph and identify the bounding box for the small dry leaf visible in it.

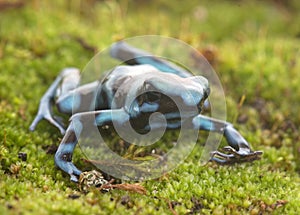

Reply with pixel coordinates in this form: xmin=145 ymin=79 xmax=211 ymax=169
xmin=100 ymin=183 xmax=147 ymax=195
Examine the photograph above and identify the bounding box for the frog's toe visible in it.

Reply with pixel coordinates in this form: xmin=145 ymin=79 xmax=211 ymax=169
xmin=70 ymin=174 xmax=79 ymax=183
xmin=30 ymin=113 xmax=66 ymax=135
xmin=46 ymin=117 xmax=66 ymax=135
xmin=29 ymin=115 xmax=42 ymax=131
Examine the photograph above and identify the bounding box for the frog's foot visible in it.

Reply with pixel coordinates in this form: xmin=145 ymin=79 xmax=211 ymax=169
xmin=210 ymin=146 xmax=263 ymax=164
xmin=29 ymin=100 xmax=66 ymax=135
xmin=79 ymin=170 xmax=110 ymax=192
xmin=30 ymin=68 xmax=81 ymax=135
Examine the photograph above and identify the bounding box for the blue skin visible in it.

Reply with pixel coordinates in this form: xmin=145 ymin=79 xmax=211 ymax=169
xmin=30 ymin=42 xmax=262 ymax=182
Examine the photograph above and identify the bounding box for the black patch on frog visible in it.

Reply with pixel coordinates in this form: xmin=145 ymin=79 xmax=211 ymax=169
xmin=44 ymin=144 xmax=58 ymax=154
xmin=64 ymin=130 xmax=77 ymax=144
xmin=61 ymin=153 xmax=73 ymax=162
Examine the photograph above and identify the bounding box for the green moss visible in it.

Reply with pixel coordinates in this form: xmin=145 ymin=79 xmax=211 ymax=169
xmin=0 ymin=0 xmax=300 ymax=214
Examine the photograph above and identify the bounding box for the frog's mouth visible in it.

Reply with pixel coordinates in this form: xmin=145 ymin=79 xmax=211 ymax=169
xmin=198 ymin=87 xmax=210 ymax=112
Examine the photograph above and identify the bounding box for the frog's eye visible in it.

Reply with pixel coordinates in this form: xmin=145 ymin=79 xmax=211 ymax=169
xmin=145 ymin=91 xmax=161 ymax=103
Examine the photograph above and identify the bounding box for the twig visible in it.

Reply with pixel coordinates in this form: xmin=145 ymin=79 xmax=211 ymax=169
xmin=60 ymin=34 xmax=98 ymax=53
xmin=0 ymin=1 xmax=25 ymax=11
xmin=168 ymin=200 xmax=178 ymax=215
xmin=98 ymin=179 xmax=147 ymax=195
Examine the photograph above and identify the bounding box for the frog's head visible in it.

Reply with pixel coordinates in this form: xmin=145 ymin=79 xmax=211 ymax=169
xmin=134 ymin=72 xmax=210 ymax=117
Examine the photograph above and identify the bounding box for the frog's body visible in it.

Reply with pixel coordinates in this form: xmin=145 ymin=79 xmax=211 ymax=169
xmin=30 ymin=42 xmax=262 ymax=182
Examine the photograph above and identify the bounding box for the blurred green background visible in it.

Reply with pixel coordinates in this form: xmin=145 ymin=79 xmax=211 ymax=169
xmin=0 ymin=0 xmax=300 ymax=214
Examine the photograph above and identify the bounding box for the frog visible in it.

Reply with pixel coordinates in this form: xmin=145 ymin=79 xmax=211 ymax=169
xmin=29 ymin=41 xmax=262 ymax=183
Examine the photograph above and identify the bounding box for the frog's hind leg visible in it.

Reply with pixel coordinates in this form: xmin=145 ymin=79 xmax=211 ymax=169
xmin=110 ymin=41 xmax=192 ymax=78
xmin=29 ymin=68 xmax=81 ymax=135
xmin=55 ymin=80 xmax=100 ymax=115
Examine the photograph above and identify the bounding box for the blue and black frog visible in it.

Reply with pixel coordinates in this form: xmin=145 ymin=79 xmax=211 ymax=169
xmin=30 ymin=41 xmax=262 ymax=184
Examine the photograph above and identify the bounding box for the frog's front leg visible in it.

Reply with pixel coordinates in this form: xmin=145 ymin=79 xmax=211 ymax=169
xmin=55 ymin=108 xmax=129 ymax=182
xmin=192 ymin=115 xmax=262 ymax=163
xmin=54 ymin=121 xmax=82 ymax=182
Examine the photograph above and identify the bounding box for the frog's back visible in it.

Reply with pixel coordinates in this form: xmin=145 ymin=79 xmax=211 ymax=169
xmin=98 ymin=65 xmax=159 ymax=109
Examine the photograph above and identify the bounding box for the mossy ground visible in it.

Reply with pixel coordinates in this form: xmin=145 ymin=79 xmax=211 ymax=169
xmin=0 ymin=0 xmax=300 ymax=214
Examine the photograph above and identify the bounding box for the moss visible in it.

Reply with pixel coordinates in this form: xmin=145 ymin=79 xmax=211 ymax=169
xmin=0 ymin=0 xmax=300 ymax=214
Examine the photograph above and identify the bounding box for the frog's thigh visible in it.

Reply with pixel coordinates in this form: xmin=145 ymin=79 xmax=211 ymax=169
xmin=56 ymin=81 xmax=100 ymax=114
